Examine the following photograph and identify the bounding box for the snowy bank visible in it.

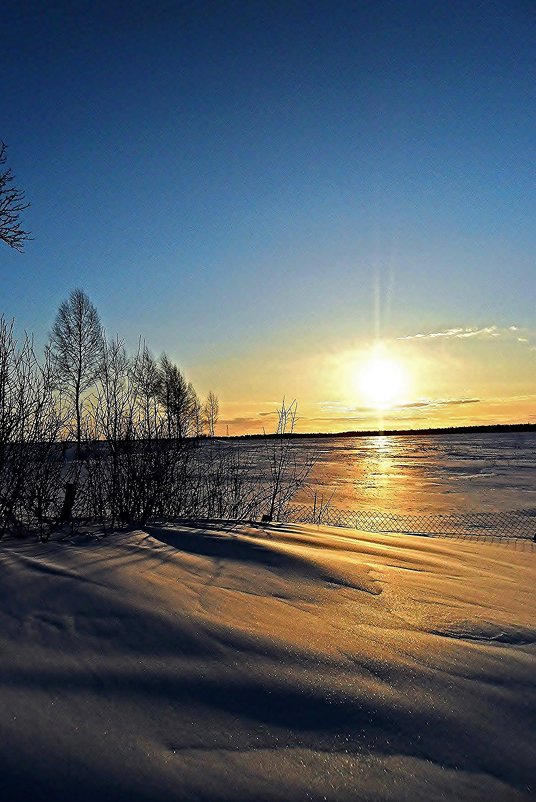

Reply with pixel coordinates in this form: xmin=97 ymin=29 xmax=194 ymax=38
xmin=0 ymin=523 xmax=534 ymax=801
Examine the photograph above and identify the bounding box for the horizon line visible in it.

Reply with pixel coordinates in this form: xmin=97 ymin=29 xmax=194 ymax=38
xmin=225 ymin=421 xmax=536 ymax=439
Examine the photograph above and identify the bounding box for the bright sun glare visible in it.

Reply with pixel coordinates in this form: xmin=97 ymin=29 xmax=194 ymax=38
xmin=359 ymin=352 xmax=409 ymax=409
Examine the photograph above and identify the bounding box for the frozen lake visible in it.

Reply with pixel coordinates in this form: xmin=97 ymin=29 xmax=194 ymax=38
xmin=237 ymin=431 xmax=536 ymax=516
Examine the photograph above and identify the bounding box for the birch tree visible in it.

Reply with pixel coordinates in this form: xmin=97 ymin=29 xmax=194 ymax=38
xmin=204 ymin=391 xmax=219 ymax=437
xmin=49 ymin=289 xmax=103 ymax=457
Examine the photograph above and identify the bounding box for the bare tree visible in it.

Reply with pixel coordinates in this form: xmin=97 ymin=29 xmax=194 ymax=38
xmin=130 ymin=342 xmax=161 ymax=440
xmin=204 ymin=391 xmax=219 ymax=437
xmin=0 ymin=318 xmax=64 ymax=538
xmin=264 ymin=399 xmax=315 ymax=521
xmin=84 ymin=335 xmax=133 ymax=528
xmin=0 ymin=143 xmax=30 ymax=251
xmin=157 ymin=354 xmax=198 ymax=440
xmin=22 ymin=345 xmax=66 ymax=538
xmin=49 ymin=289 xmax=103 ymax=457
xmin=188 ymin=382 xmax=203 ymax=438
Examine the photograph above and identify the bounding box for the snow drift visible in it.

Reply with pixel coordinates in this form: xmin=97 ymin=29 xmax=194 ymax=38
xmin=0 ymin=523 xmax=534 ymax=801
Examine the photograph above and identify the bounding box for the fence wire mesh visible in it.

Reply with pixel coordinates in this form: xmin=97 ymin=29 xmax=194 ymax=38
xmin=281 ymin=504 xmax=536 ymax=541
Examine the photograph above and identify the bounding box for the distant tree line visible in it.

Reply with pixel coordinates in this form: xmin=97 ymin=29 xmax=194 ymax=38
xmin=234 ymin=423 xmax=536 ymax=439
xmin=0 ymin=290 xmax=312 ymax=538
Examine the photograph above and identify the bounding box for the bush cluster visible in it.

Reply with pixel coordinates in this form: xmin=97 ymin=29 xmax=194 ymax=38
xmin=0 ymin=292 xmax=313 ymax=539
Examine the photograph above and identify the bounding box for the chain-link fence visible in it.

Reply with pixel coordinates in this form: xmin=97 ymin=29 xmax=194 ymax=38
xmin=281 ymin=504 xmax=536 ymax=541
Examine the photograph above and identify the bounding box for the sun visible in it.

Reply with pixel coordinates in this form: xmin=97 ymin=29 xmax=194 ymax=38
xmin=359 ymin=352 xmax=409 ymax=409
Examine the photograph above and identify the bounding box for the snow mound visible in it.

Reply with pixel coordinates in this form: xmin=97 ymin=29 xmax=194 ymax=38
xmin=0 ymin=523 xmax=534 ymax=801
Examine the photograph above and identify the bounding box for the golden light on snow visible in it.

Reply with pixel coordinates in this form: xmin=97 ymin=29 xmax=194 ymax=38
xmin=358 ymin=351 xmax=410 ymax=409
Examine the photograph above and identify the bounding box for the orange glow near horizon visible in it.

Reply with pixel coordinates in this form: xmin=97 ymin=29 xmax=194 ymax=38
xmin=191 ymin=329 xmax=535 ymax=436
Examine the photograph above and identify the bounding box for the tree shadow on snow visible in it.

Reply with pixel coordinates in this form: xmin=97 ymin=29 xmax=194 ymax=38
xmin=144 ymin=526 xmax=310 ymax=574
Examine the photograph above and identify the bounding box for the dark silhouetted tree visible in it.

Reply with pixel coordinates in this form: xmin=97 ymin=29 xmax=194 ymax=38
xmin=0 ymin=143 xmax=30 ymax=251
xmin=49 ymin=289 xmax=103 ymax=456
xmin=157 ymin=354 xmax=199 ymax=439
xmin=131 ymin=343 xmax=162 ymax=440
xmin=204 ymin=390 xmax=219 ymax=437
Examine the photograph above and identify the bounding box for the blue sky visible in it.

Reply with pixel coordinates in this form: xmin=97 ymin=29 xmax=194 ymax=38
xmin=1 ymin=1 xmax=535 ymax=430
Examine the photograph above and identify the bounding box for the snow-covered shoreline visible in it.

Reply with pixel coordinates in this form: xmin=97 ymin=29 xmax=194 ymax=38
xmin=1 ymin=524 xmax=534 ymax=801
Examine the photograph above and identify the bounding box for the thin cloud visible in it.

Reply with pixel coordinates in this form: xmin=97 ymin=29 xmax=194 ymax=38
xmin=397 ymin=325 xmax=536 ymax=349
xmin=219 ymin=416 xmax=261 ymax=427
xmin=398 ymin=398 xmax=480 ymax=409
xmin=319 ymin=398 xmax=480 ymax=414
xmin=305 ymin=413 xmax=466 ymax=426
xmin=307 ymin=415 xmax=378 ymax=423
xmin=398 ymin=325 xmax=501 ymax=341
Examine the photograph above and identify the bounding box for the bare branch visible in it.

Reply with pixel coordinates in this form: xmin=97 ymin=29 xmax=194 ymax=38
xmin=0 ymin=142 xmax=30 ymax=252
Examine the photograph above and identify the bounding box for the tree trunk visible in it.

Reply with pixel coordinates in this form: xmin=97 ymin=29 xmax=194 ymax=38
xmin=76 ymin=401 xmax=82 ymax=459
xmin=59 ymin=482 xmax=77 ymax=523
